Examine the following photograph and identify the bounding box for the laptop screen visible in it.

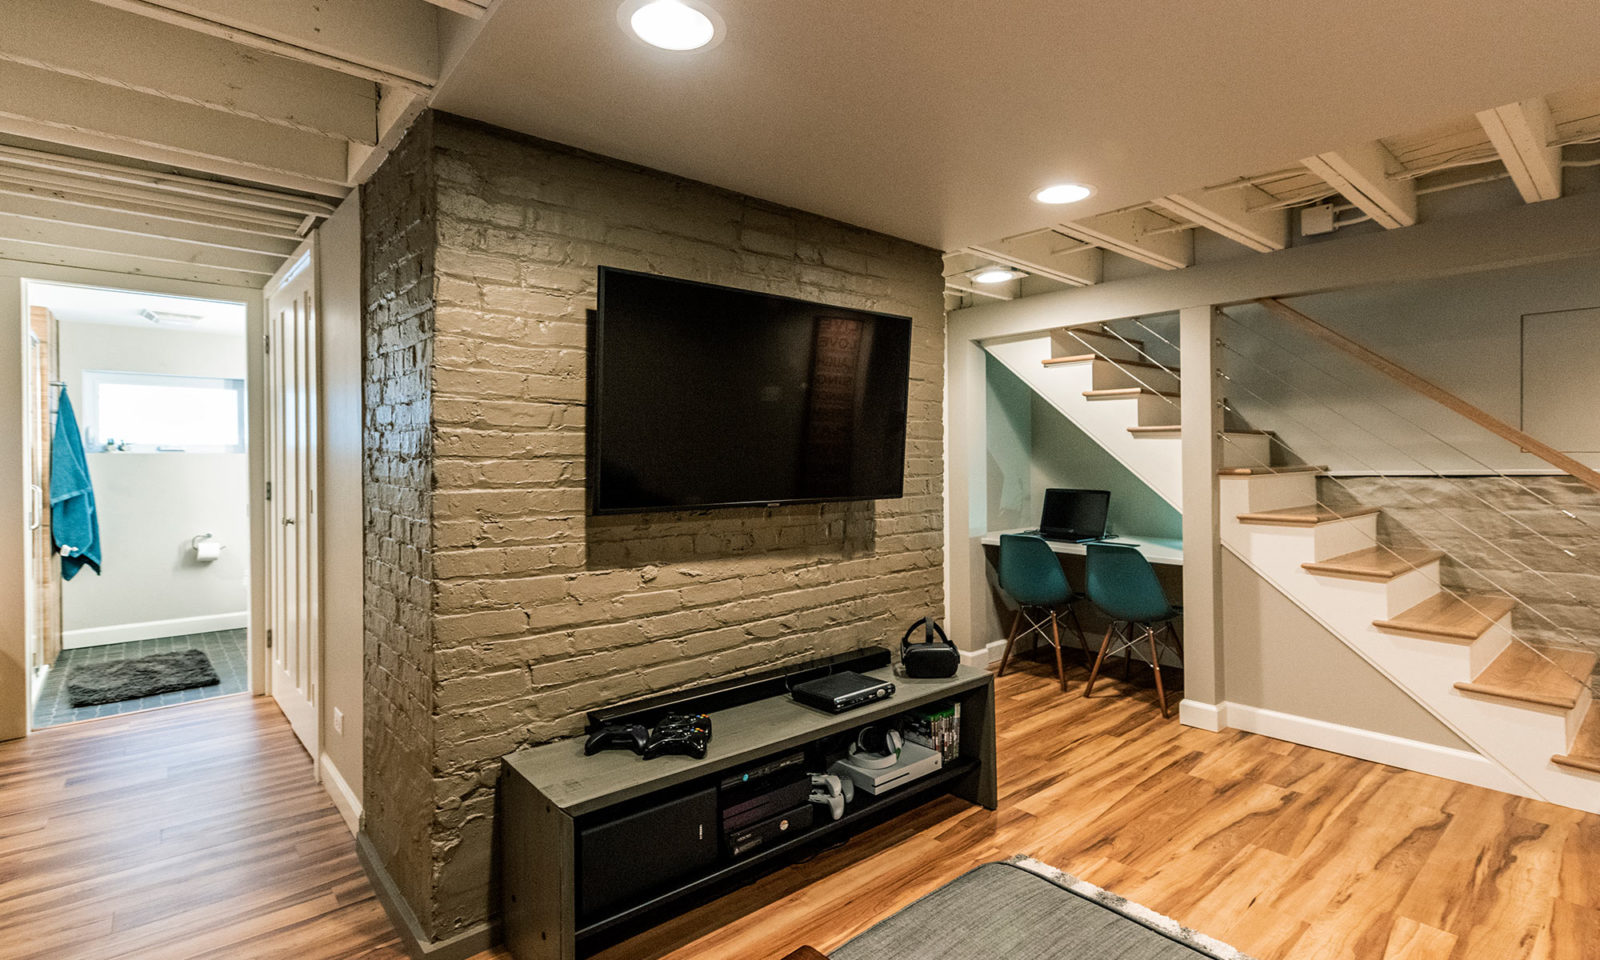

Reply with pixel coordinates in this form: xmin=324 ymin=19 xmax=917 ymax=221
xmin=1039 ymin=488 xmax=1110 ymax=541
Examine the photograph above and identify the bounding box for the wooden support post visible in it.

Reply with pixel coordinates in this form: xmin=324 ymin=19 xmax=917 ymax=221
xmin=1179 ymin=305 xmax=1227 ymax=730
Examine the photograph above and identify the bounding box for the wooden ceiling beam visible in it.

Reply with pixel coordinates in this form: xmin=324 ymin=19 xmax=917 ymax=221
xmin=1152 ymin=187 xmax=1289 ymax=253
xmin=0 ymin=191 xmax=300 ymax=259
xmin=419 ymin=0 xmax=491 ymax=18
xmin=0 ymin=210 xmax=284 ymax=276
xmin=5 ymin=0 xmax=377 ymax=145
xmin=1057 ymin=208 xmax=1193 ymax=269
xmin=348 ymin=86 xmax=430 ymax=184
xmin=965 ymin=231 xmax=1103 ymax=286
xmin=0 ymin=178 xmax=304 ymax=241
xmin=1477 ymin=98 xmax=1562 ymax=203
xmin=1301 ymin=142 xmax=1417 ymax=229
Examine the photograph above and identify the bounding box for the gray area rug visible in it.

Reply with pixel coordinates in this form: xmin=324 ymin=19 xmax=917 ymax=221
xmin=66 ymin=649 xmax=220 ymax=707
xmin=833 ymin=856 xmax=1256 ymax=960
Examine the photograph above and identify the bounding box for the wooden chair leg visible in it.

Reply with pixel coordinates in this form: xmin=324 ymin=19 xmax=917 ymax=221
xmin=1148 ymin=625 xmax=1169 ymax=718
xmin=1049 ymin=612 xmax=1067 ymax=692
xmin=1085 ymin=623 xmax=1116 ymax=697
xmin=1067 ymin=603 xmax=1091 ymax=662
xmin=997 ymin=609 xmax=1023 ymax=677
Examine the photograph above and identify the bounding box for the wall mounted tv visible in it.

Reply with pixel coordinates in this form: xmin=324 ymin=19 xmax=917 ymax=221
xmin=589 ymin=267 xmax=913 ymax=514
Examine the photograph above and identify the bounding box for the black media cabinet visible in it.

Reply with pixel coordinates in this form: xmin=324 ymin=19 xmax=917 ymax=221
xmin=499 ymin=664 xmax=997 ymax=960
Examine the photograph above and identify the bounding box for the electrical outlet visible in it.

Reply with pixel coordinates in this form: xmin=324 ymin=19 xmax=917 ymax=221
xmin=333 ymin=707 xmax=344 ymax=734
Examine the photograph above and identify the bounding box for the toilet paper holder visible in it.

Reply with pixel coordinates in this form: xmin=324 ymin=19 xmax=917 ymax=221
xmin=192 ymin=533 xmax=224 ymax=561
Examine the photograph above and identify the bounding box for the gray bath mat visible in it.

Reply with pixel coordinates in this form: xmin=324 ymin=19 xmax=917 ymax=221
xmin=66 ymin=649 xmax=221 ymax=707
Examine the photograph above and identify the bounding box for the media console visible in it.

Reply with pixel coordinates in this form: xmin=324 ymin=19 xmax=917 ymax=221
xmin=499 ymin=663 xmax=997 ymax=960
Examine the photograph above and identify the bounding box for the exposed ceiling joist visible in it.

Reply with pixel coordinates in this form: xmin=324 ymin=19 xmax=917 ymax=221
xmin=1152 ymin=187 xmax=1289 ymax=253
xmin=421 ymin=0 xmax=491 ymax=18
xmin=0 ymin=61 xmax=349 ymax=196
xmin=0 ymin=237 xmax=268 ymax=288
xmin=1301 ymin=141 xmax=1417 ymax=228
xmin=0 ymin=190 xmax=299 ymax=257
xmin=0 ymin=178 xmax=304 ymax=241
xmin=85 ymin=0 xmax=440 ymax=90
xmin=943 ymin=279 xmax=1012 ymax=302
xmin=348 ymin=86 xmax=431 ymax=183
xmin=1477 ymin=98 xmax=1562 ymax=203
xmin=0 ymin=210 xmax=283 ymax=276
xmin=1058 ymin=208 xmax=1193 ymax=269
xmin=6 ymin=0 xmax=378 ymax=145
xmin=965 ymin=231 xmax=1102 ymax=286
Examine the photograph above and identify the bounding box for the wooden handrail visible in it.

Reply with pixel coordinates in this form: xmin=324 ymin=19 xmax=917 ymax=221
xmin=1254 ymin=297 xmax=1600 ymax=493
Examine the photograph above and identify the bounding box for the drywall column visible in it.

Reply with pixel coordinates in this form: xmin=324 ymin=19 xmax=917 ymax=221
xmin=1178 ymin=305 xmax=1227 ymax=730
xmin=945 ymin=335 xmax=992 ymax=661
xmin=0 ymin=275 xmax=25 ymax=740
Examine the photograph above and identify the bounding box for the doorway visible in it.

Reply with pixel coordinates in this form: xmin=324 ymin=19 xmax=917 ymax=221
xmin=23 ymin=281 xmax=253 ymax=728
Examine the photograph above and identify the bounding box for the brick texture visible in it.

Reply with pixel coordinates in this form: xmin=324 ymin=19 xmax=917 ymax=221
xmin=363 ymin=112 xmax=947 ymax=939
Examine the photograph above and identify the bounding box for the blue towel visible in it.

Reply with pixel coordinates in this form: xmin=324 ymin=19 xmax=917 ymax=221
xmin=50 ymin=387 xmax=101 ymax=579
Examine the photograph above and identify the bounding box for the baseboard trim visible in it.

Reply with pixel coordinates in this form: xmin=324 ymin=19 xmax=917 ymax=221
xmin=64 ymin=611 xmax=248 ymax=649
xmin=1219 ymin=702 xmax=1531 ymax=799
xmin=1178 ymin=700 xmax=1227 ymax=732
xmin=355 ymin=832 xmax=496 ymax=960
xmin=320 ymin=753 xmax=361 ymax=837
xmin=959 ymin=638 xmax=1009 ymax=668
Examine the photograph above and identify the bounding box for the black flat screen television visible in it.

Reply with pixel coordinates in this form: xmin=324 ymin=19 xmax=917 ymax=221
xmin=590 ymin=267 xmax=913 ymax=514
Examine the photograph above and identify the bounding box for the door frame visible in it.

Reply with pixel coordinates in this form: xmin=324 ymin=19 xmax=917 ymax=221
xmin=0 ymin=259 xmax=268 ymax=739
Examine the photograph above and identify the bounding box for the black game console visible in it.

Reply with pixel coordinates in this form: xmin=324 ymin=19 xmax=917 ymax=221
xmin=790 ymin=670 xmax=896 ymax=714
xmin=724 ymin=802 xmax=814 ymax=858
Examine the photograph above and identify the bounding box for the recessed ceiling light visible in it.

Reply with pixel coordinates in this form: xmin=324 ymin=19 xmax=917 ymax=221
xmin=1033 ymin=183 xmax=1095 ymax=205
xmin=621 ymin=0 xmax=722 ymax=51
xmin=973 ymin=268 xmax=1024 ymax=284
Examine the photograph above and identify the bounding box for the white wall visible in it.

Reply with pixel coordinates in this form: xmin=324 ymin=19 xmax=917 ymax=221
xmin=58 ymin=321 xmax=249 ymax=645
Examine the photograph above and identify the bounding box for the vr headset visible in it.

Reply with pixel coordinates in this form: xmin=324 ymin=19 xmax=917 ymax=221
xmin=899 ymin=617 xmax=960 ymax=679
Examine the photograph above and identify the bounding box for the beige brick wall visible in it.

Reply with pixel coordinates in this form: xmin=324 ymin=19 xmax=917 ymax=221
xmin=365 ymin=112 xmax=947 ymax=939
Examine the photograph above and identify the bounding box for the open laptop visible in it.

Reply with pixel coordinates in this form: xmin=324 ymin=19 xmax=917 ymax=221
xmin=1034 ymin=488 xmax=1111 ymax=543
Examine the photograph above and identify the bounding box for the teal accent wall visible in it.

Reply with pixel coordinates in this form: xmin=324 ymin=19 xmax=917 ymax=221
xmin=985 ymin=352 xmax=1181 ymax=541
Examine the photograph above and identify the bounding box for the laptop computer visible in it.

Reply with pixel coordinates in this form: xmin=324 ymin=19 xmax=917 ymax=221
xmin=1034 ymin=488 xmax=1111 ymax=543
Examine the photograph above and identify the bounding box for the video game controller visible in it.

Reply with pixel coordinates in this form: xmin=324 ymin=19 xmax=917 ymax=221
xmin=584 ymin=723 xmax=648 ymax=756
xmin=807 ymin=773 xmax=851 ymax=821
xmin=642 ymin=712 xmax=712 ymax=760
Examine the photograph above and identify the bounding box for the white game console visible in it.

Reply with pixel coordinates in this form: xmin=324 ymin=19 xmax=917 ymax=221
xmin=829 ymin=740 xmax=943 ymax=796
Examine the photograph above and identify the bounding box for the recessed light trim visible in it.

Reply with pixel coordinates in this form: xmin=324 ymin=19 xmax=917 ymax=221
xmin=1033 ymin=183 xmax=1095 ymax=205
xmin=619 ymin=0 xmax=724 ymax=52
xmin=973 ymin=268 xmax=1023 ymax=284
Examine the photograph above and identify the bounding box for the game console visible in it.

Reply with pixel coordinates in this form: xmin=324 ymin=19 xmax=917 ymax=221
xmin=830 ymin=740 xmax=942 ymax=796
xmin=725 ymin=803 xmax=813 ymax=857
xmin=790 ymin=670 xmax=896 ymax=714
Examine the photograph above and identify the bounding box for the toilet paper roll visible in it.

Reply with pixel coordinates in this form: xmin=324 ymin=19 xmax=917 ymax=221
xmin=194 ymin=540 xmax=223 ymax=562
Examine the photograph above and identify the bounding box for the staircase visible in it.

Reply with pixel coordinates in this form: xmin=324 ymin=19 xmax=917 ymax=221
xmin=997 ymin=323 xmax=1600 ymax=813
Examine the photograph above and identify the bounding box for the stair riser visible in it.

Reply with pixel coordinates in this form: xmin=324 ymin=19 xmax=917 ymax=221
xmin=1220 ymin=435 xmax=1274 ymax=471
xmin=1135 ymin=393 xmax=1181 ymax=427
xmin=1054 ymin=328 xmax=1142 ymax=363
xmin=1378 ymin=618 xmax=1513 ymax=683
xmin=1305 ymin=565 xmax=1440 ymax=619
xmin=1092 ymin=359 xmax=1181 ymax=394
xmin=1220 ymin=472 xmax=1318 ymax=515
xmin=1310 ymin=516 xmax=1379 ymax=562
xmin=1569 ymin=689 xmax=1592 ymax=748
xmin=1220 ymin=514 xmax=1380 ymax=570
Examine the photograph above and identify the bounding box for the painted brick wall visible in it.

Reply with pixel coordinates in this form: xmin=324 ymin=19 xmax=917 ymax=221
xmin=363 ymin=112 xmax=947 ymax=940
xmin=361 ymin=117 xmax=439 ymax=919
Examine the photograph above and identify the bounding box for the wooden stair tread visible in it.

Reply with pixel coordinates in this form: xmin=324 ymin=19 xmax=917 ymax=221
xmin=1554 ymin=708 xmax=1600 ymax=774
xmin=1043 ymin=353 xmax=1096 ymax=366
xmin=1127 ymin=426 xmax=1271 ymax=435
xmin=1455 ymin=644 xmax=1596 ymax=711
xmin=1301 ymin=545 xmax=1443 ymax=580
xmin=1082 ymin=387 xmax=1180 ymax=399
xmin=1218 ymin=464 xmax=1327 ymax=476
xmin=1373 ymin=592 xmax=1516 ymax=641
xmin=1237 ymin=503 xmax=1380 ymax=527
xmin=1043 ymin=355 xmax=1176 ymax=373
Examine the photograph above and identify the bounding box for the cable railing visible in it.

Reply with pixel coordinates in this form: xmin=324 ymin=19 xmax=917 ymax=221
xmin=1053 ymin=312 xmax=1598 ymax=694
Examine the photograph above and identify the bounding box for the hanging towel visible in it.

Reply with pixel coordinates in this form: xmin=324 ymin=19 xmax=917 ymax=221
xmin=50 ymin=386 xmax=101 ymax=579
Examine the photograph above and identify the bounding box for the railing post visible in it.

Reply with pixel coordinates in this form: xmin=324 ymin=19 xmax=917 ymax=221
xmin=1179 ymin=305 xmax=1227 ymax=730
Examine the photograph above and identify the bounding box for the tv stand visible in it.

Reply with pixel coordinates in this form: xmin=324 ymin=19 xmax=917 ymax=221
xmin=499 ymin=664 xmax=996 ymax=960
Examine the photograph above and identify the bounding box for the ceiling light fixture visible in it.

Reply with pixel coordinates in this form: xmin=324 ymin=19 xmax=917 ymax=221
xmin=621 ymin=0 xmax=723 ymax=51
xmin=973 ymin=268 xmax=1024 ymax=284
xmin=1033 ymin=183 xmax=1095 ymax=205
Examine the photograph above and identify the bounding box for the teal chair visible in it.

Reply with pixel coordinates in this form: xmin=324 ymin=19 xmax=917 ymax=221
xmin=997 ymin=534 xmax=1091 ymax=691
xmin=1084 ymin=542 xmax=1183 ymax=717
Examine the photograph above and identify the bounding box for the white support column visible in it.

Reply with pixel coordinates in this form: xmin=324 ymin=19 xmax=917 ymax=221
xmin=1179 ymin=305 xmax=1227 ymax=730
xmin=0 ymin=274 xmax=25 ymax=740
xmin=944 ymin=334 xmax=996 ymax=665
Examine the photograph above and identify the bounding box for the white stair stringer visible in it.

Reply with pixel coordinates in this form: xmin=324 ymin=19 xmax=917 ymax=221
xmin=1221 ymin=472 xmax=1599 ymax=814
xmin=985 ymin=333 xmax=1183 ymax=510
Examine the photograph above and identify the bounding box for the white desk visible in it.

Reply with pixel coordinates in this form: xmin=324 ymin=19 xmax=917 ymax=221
xmin=979 ymin=529 xmax=1184 ymax=566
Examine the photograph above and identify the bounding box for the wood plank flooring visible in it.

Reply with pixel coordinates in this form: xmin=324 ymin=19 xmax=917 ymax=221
xmin=3 ymin=658 xmax=1597 ymax=960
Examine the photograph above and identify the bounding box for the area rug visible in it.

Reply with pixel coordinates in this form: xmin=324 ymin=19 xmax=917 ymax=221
xmin=830 ymin=855 xmax=1256 ymax=960
xmin=66 ymin=649 xmax=220 ymax=707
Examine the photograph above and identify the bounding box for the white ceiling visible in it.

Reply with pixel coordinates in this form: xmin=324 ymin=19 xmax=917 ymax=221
xmin=28 ymin=281 xmax=247 ymax=335
xmin=435 ymin=0 xmax=1600 ymax=250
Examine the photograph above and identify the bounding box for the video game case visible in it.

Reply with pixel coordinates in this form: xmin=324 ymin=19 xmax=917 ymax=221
xmin=902 ymin=701 xmax=961 ymax=762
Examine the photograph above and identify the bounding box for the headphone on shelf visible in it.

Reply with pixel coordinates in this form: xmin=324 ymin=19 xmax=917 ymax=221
xmin=899 ymin=616 xmax=960 ymax=678
xmin=848 ymin=723 xmax=904 ymax=769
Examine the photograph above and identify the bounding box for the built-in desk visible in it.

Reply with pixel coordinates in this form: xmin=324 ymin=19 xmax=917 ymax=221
xmin=980 ymin=529 xmax=1183 ymax=565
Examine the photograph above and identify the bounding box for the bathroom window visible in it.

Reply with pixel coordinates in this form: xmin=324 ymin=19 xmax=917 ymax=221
xmin=82 ymin=371 xmax=245 ymax=453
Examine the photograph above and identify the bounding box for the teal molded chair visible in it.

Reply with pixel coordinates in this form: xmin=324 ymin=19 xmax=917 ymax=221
xmin=1084 ymin=542 xmax=1183 ymax=717
xmin=997 ymin=534 xmax=1091 ymax=691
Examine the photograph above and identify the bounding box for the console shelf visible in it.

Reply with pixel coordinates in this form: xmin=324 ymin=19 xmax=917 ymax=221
xmin=500 ymin=664 xmax=997 ymax=960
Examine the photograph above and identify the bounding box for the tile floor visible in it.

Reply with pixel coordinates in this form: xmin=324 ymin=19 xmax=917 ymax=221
xmin=31 ymin=628 xmax=248 ymax=728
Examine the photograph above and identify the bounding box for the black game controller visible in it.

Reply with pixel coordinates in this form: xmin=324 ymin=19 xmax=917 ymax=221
xmin=584 ymin=723 xmax=648 ymax=756
xmin=642 ymin=713 xmax=712 ymax=760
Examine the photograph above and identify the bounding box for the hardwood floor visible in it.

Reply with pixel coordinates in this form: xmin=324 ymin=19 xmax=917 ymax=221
xmin=3 ymin=659 xmax=1596 ymax=960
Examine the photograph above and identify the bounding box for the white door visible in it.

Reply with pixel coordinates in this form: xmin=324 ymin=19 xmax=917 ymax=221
xmin=265 ymin=245 xmax=319 ymax=758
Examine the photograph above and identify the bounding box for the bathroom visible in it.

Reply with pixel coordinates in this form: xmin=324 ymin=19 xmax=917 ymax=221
xmin=26 ymin=281 xmax=250 ymax=727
